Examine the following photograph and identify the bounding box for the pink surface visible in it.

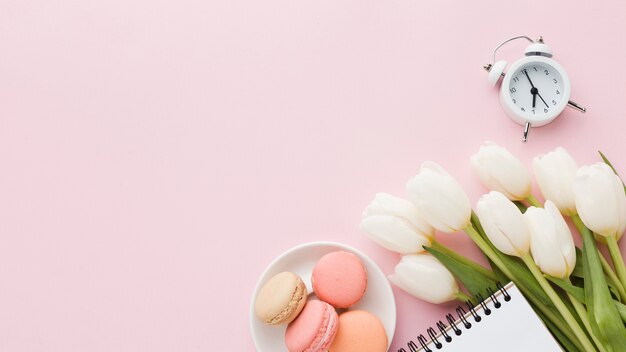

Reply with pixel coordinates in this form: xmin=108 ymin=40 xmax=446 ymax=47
xmin=1 ymin=1 xmax=626 ymax=351
xmin=285 ymin=300 xmax=337 ymax=352
xmin=312 ymin=251 xmax=367 ymax=308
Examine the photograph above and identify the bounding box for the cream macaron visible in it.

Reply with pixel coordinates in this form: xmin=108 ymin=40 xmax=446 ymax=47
xmin=254 ymin=271 xmax=308 ymax=325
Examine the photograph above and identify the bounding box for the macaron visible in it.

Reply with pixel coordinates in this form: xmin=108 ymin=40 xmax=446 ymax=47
xmin=254 ymin=271 xmax=307 ymax=325
xmin=329 ymin=310 xmax=388 ymax=352
xmin=312 ymin=251 xmax=367 ymax=308
xmin=285 ymin=300 xmax=339 ymax=352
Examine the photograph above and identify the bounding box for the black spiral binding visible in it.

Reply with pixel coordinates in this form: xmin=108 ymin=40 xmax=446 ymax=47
xmin=397 ymin=283 xmax=511 ymax=352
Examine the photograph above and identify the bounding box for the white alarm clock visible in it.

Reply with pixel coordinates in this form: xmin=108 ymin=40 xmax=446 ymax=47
xmin=484 ymin=36 xmax=586 ymax=142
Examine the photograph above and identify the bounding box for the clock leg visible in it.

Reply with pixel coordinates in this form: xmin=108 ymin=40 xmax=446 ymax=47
xmin=522 ymin=122 xmax=531 ymax=143
xmin=567 ymin=100 xmax=586 ymax=113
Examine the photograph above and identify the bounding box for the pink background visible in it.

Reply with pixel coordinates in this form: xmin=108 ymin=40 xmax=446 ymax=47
xmin=1 ymin=0 xmax=625 ymax=351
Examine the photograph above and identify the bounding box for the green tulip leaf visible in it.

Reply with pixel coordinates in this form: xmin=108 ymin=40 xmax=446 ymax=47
xmin=580 ymin=222 xmax=626 ymax=351
xmin=428 ymin=241 xmax=498 ymax=282
xmin=424 ymin=245 xmax=496 ymax=301
xmin=468 ymin=211 xmax=593 ymax=346
xmin=547 ymin=276 xmax=626 ymax=324
xmin=487 ymin=256 xmax=509 ymax=284
xmin=573 ymin=247 xmax=622 ymax=301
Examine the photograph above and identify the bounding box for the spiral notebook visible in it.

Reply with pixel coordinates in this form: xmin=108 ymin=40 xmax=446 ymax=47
xmin=398 ymin=282 xmax=562 ymax=352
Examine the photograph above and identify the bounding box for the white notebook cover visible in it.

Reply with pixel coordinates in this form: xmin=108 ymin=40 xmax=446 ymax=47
xmin=413 ymin=282 xmax=562 ymax=352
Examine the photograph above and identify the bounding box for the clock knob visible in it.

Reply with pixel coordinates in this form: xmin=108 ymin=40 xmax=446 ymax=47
xmin=525 ymin=42 xmax=552 ymax=57
xmin=484 ymin=60 xmax=507 ymax=86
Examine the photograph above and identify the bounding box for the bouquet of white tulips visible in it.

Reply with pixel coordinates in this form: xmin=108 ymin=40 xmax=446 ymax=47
xmin=360 ymin=142 xmax=626 ymax=352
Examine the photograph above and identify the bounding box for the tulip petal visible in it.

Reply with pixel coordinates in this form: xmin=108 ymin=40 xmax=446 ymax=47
xmin=360 ymin=215 xmax=431 ymax=254
xmin=533 ymin=147 xmax=578 ymax=216
xmin=525 ymin=201 xmax=576 ymax=279
xmin=388 ymin=254 xmax=458 ymax=304
xmin=362 ymin=193 xmax=434 ymax=238
xmin=406 ymin=161 xmax=471 ymax=233
xmin=476 ymin=191 xmax=530 ymax=257
xmin=546 ymin=201 xmax=576 ymax=276
xmin=471 ymin=141 xmax=531 ymax=200
xmin=574 ymin=163 xmax=626 ymax=238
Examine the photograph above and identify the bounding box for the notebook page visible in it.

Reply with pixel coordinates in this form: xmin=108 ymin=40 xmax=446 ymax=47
xmin=419 ymin=283 xmax=562 ymax=352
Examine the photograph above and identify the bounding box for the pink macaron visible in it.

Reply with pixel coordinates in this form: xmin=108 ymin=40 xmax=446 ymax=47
xmin=285 ymin=300 xmax=338 ymax=352
xmin=312 ymin=251 xmax=367 ymax=308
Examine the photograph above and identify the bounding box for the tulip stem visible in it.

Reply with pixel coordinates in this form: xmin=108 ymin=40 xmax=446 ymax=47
xmin=606 ymin=235 xmax=626 ymax=292
xmin=567 ymin=279 xmax=606 ymax=352
xmin=455 ymin=291 xmax=473 ymax=304
xmin=526 ymin=194 xmax=542 ymax=207
xmin=464 ymin=225 xmax=516 ymax=280
xmin=429 ymin=241 xmax=499 ymax=282
xmin=528 ymin=293 xmax=586 ymax=352
xmin=466 ymin=225 xmax=585 ymax=350
xmin=520 ymin=253 xmax=597 ymax=352
xmin=466 ymin=224 xmax=585 ymax=350
xmin=599 ymin=250 xmax=626 ymax=302
xmin=571 ymin=215 xmax=626 ymax=302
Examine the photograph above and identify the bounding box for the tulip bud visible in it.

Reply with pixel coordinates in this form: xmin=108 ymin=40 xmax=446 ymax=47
xmin=388 ymin=253 xmax=459 ymax=304
xmin=470 ymin=141 xmax=531 ymax=201
xmin=533 ymin=147 xmax=578 ymax=216
xmin=574 ymin=163 xmax=626 ymax=240
xmin=360 ymin=193 xmax=434 ymax=254
xmin=406 ymin=161 xmax=471 ymax=233
xmin=475 ymin=191 xmax=530 ymax=257
xmin=524 ymin=201 xmax=576 ymax=278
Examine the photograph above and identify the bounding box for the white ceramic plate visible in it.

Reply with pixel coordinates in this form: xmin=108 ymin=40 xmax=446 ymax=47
xmin=249 ymin=241 xmax=396 ymax=351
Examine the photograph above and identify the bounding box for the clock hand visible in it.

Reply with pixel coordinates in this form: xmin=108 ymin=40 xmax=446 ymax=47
xmin=523 ymin=69 xmax=536 ymax=88
xmin=537 ymin=92 xmax=549 ymax=108
xmin=524 ymin=69 xmax=538 ymax=108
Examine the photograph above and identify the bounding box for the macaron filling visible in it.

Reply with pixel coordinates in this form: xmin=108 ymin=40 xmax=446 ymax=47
xmin=309 ymin=308 xmax=337 ymax=352
xmin=285 ymin=300 xmax=339 ymax=352
xmin=268 ymin=282 xmax=306 ymax=324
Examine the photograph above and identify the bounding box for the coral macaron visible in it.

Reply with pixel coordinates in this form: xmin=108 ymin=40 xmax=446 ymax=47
xmin=329 ymin=310 xmax=388 ymax=352
xmin=312 ymin=251 xmax=367 ymax=308
xmin=254 ymin=272 xmax=307 ymax=325
xmin=285 ymin=300 xmax=339 ymax=352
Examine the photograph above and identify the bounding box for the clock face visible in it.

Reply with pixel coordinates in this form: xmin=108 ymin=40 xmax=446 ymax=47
xmin=507 ymin=63 xmax=565 ymax=117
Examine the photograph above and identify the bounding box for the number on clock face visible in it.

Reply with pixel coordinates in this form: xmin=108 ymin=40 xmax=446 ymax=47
xmin=507 ymin=63 xmax=565 ymax=116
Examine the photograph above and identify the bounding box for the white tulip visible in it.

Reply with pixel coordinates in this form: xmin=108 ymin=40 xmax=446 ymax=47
xmin=524 ymin=201 xmax=576 ymax=278
xmin=360 ymin=193 xmax=435 ymax=254
xmin=470 ymin=141 xmax=531 ymax=201
xmin=533 ymin=147 xmax=578 ymax=216
xmin=475 ymin=191 xmax=530 ymax=257
xmin=388 ymin=253 xmax=459 ymax=304
xmin=406 ymin=161 xmax=471 ymax=233
xmin=574 ymin=162 xmax=626 ymax=240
